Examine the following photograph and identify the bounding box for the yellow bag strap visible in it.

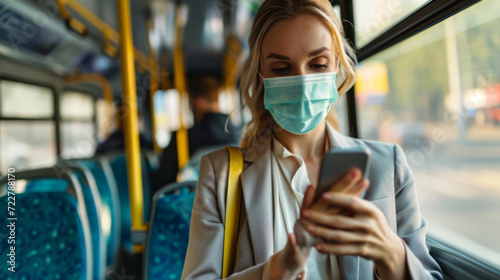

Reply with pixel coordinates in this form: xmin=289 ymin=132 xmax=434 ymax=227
xmin=223 ymin=146 xmax=243 ymax=278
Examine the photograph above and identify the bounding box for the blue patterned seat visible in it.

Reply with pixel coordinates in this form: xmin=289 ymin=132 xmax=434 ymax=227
xmin=25 ymin=165 xmax=105 ymax=280
xmin=144 ymin=181 xmax=197 ymax=280
xmin=0 ymin=192 xmax=88 ymax=280
xmin=76 ymin=158 xmax=121 ymax=274
xmin=107 ymin=154 xmax=152 ymax=251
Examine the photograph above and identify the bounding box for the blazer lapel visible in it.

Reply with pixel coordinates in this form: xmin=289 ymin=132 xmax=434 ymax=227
xmin=240 ymin=130 xmax=275 ymax=265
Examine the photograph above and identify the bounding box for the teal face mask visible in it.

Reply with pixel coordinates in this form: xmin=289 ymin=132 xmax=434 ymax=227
xmin=263 ymin=72 xmax=339 ymax=134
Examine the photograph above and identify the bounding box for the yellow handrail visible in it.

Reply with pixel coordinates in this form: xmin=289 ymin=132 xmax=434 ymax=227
xmin=223 ymin=35 xmax=244 ymax=91
xmin=56 ymin=0 xmax=158 ymax=75
xmin=117 ymin=0 xmax=147 ymax=253
xmin=173 ymin=5 xmax=189 ymax=170
xmin=64 ymin=73 xmax=114 ymax=137
xmin=56 ymin=0 xmax=87 ymax=35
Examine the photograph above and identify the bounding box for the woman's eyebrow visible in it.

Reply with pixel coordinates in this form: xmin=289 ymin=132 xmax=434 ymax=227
xmin=309 ymin=47 xmax=330 ymax=57
xmin=266 ymin=47 xmax=330 ymax=60
xmin=266 ymin=53 xmax=290 ymax=60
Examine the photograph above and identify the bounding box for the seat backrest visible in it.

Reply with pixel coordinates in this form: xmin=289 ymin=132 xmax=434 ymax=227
xmin=144 ymin=180 xmax=197 ymax=280
xmin=76 ymin=158 xmax=121 ymax=274
xmin=107 ymin=153 xmax=152 ymax=252
xmin=25 ymin=164 xmax=106 ymax=280
xmin=0 ymin=169 xmax=92 ymax=280
xmin=0 ymin=192 xmax=88 ymax=279
xmin=68 ymin=165 xmax=106 ymax=280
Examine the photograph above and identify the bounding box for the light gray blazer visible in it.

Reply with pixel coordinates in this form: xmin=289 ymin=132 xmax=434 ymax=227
xmin=181 ymin=125 xmax=443 ymax=280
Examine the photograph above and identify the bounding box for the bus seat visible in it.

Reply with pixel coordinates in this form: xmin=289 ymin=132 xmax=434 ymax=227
xmin=0 ymin=169 xmax=92 ymax=280
xmin=63 ymin=164 xmax=107 ymax=280
xmin=25 ymin=178 xmax=68 ymax=191
xmin=107 ymin=153 xmax=152 ymax=252
xmin=76 ymin=158 xmax=121 ymax=275
xmin=23 ymin=165 xmax=106 ymax=280
xmin=144 ymin=181 xmax=197 ymax=280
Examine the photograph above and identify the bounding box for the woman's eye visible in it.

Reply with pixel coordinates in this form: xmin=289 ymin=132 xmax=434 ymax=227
xmin=311 ymin=64 xmax=328 ymax=70
xmin=272 ymin=67 xmax=289 ymax=74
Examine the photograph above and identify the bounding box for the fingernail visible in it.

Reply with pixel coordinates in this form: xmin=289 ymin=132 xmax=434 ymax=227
xmin=323 ymin=193 xmax=332 ymax=199
xmin=351 ymin=169 xmax=358 ymax=179
xmin=302 ymin=211 xmax=311 ymax=218
xmin=307 ymin=225 xmax=316 ymax=233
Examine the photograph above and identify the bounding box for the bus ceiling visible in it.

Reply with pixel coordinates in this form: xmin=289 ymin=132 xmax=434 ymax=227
xmin=0 ymin=0 xmax=258 ymax=99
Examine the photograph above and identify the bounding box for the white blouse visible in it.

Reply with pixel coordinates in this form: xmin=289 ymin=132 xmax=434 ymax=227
xmin=263 ymin=136 xmax=342 ymax=280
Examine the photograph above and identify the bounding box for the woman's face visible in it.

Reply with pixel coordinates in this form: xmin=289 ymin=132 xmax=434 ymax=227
xmin=260 ymin=14 xmax=336 ymax=78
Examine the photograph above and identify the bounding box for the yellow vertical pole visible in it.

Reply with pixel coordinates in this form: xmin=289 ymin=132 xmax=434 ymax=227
xmin=117 ymin=0 xmax=147 ymax=252
xmin=149 ymin=48 xmax=161 ymax=153
xmin=173 ymin=5 xmax=189 ymax=170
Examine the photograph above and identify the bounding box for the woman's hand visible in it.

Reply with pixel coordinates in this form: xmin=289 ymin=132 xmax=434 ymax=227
xmin=268 ymin=169 xmax=373 ymax=279
xmin=268 ymin=233 xmax=310 ymax=280
xmin=309 ymin=168 xmax=368 ymax=215
xmin=301 ymin=193 xmax=409 ymax=280
xmin=296 ymin=169 xmax=368 ymax=246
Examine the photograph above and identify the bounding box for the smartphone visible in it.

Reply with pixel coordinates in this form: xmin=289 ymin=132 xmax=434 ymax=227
xmin=314 ymin=147 xmax=372 ymax=202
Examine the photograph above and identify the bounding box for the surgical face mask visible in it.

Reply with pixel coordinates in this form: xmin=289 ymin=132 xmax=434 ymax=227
xmin=262 ymin=72 xmax=339 ymax=134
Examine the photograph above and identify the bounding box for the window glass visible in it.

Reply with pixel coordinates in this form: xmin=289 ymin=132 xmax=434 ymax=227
xmin=353 ymin=0 xmax=430 ymax=48
xmin=153 ymin=89 xmax=192 ymax=148
xmin=0 ymin=121 xmax=56 ymax=172
xmin=0 ymin=80 xmax=54 ymax=118
xmin=355 ymin=0 xmax=500 ymax=256
xmin=60 ymin=91 xmax=94 ymax=120
xmin=60 ymin=122 xmax=96 ymax=159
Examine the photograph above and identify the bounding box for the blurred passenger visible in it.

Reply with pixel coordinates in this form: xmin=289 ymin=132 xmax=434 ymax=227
xmin=95 ymin=100 xmax=154 ymax=155
xmin=152 ymin=74 xmax=241 ymax=191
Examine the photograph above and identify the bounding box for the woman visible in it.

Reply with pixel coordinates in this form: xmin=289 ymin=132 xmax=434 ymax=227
xmin=182 ymin=0 xmax=443 ymax=279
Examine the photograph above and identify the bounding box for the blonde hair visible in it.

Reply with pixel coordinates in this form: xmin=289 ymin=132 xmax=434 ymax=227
xmin=239 ymin=0 xmax=357 ymax=148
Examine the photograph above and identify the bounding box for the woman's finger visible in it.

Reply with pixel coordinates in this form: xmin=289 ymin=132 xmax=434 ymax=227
xmin=305 ymin=224 xmax=370 ymax=244
xmin=312 ymin=168 xmax=361 ymax=211
xmin=321 ymin=193 xmax=378 ymax=216
xmin=315 ymin=243 xmax=375 ymax=259
xmin=352 ymin=178 xmax=370 ymax=197
xmin=301 ymin=210 xmax=371 ymax=232
xmin=301 ymin=185 xmax=316 ymax=211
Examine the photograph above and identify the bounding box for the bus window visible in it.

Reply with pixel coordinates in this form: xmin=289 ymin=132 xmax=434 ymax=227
xmin=354 ymin=0 xmax=430 ymax=48
xmin=355 ymin=0 xmax=500 ymax=261
xmin=60 ymin=91 xmax=96 ymax=159
xmin=153 ymin=89 xmax=192 ymax=149
xmin=0 ymin=80 xmax=56 ymax=171
xmin=0 ymin=80 xmax=53 ymax=118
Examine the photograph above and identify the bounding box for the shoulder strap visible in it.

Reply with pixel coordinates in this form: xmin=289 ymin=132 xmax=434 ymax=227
xmin=223 ymin=146 xmax=243 ymax=278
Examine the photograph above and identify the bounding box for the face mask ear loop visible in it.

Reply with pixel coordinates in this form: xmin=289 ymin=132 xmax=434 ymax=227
xmin=258 ymin=72 xmax=265 ymax=85
xmin=270 ymin=118 xmax=275 ymax=190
